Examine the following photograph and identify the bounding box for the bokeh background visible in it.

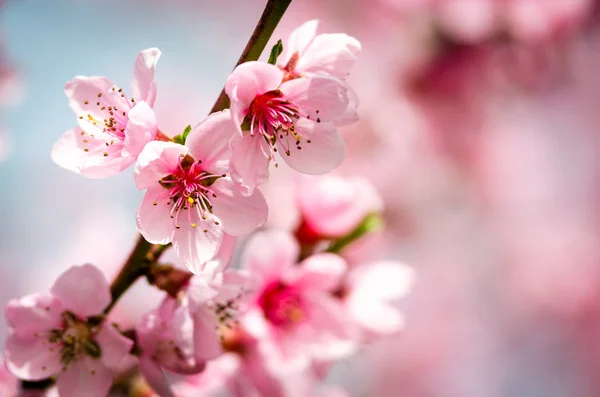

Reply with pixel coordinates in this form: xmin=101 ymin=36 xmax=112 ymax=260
xmin=3 ymin=0 xmax=600 ymax=396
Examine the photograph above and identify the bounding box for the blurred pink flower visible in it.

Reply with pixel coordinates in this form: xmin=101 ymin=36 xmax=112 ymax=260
xmin=134 ymin=110 xmax=268 ymax=272
xmin=239 ymin=231 xmax=358 ymax=368
xmin=138 ymin=268 xmax=252 ymax=397
xmin=4 ymin=265 xmax=132 ymax=397
xmin=52 ymin=48 xmax=161 ymax=178
xmin=0 ymin=354 xmax=18 ymax=397
xmin=225 ymin=61 xmax=349 ymax=192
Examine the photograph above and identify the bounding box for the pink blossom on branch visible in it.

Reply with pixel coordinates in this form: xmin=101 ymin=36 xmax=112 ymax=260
xmin=239 ymin=231 xmax=358 ymax=368
xmin=137 ymin=269 xmax=254 ymax=397
xmin=225 ymin=61 xmax=350 ymax=193
xmin=4 ymin=264 xmax=133 ymax=397
xmin=52 ymin=48 xmax=161 ymax=178
xmin=134 ymin=110 xmax=268 ymax=272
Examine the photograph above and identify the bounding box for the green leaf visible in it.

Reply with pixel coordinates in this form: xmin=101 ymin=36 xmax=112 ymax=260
xmin=268 ymin=39 xmax=284 ymax=65
xmin=173 ymin=124 xmax=192 ymax=145
xmin=326 ymin=213 xmax=384 ymax=254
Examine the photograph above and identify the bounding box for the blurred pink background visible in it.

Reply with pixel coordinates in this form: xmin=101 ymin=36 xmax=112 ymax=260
xmin=3 ymin=0 xmax=600 ymax=395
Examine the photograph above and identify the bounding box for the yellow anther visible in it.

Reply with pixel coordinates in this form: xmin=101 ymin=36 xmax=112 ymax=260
xmin=191 ymin=223 xmax=197 ymax=228
xmin=187 ymin=197 xmax=194 ymax=204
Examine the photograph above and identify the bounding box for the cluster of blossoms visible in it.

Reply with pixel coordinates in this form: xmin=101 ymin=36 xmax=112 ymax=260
xmin=4 ymin=19 xmax=414 ymax=397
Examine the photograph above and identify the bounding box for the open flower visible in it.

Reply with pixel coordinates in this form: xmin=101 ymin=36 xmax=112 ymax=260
xmin=239 ymin=231 xmax=358 ymax=368
xmin=278 ymin=20 xmax=361 ymax=82
xmin=52 ymin=48 xmax=161 ymax=178
xmin=138 ymin=269 xmax=253 ymax=397
xmin=225 ymin=61 xmax=350 ymax=193
xmin=4 ymin=265 xmax=133 ymax=397
xmin=134 ymin=110 xmax=268 ymax=272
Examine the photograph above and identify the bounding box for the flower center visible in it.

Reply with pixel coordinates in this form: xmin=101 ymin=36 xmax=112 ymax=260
xmin=156 ymin=153 xmax=223 ymax=232
xmin=42 ymin=311 xmax=102 ymax=369
xmin=246 ymin=90 xmax=306 ymax=164
xmin=258 ymin=281 xmax=305 ymax=328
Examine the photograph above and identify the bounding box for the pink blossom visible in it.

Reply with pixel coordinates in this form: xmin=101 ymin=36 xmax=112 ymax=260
xmin=295 ymin=174 xmax=383 ymax=241
xmin=134 ymin=110 xmax=268 ymax=271
xmin=138 ymin=269 xmax=253 ymax=397
xmin=278 ymin=20 xmax=361 ymax=82
xmin=0 ymin=354 xmax=18 ymax=397
xmin=52 ymin=48 xmax=161 ymax=178
xmin=239 ymin=231 xmax=358 ymax=367
xmin=4 ymin=264 xmax=133 ymax=397
xmin=343 ymin=261 xmax=414 ymax=336
xmin=225 ymin=61 xmax=350 ymax=193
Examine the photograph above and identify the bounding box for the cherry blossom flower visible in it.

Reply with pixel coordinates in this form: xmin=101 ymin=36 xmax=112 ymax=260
xmin=295 ymin=174 xmax=383 ymax=242
xmin=52 ymin=48 xmax=161 ymax=178
xmin=138 ymin=268 xmax=253 ymax=397
xmin=239 ymin=230 xmax=358 ymax=368
xmin=278 ymin=20 xmax=361 ymax=82
xmin=342 ymin=261 xmax=414 ymax=336
xmin=225 ymin=61 xmax=350 ymax=193
xmin=277 ymin=20 xmax=361 ymax=126
xmin=4 ymin=264 xmax=133 ymax=397
xmin=134 ymin=110 xmax=268 ymax=271
xmin=0 ymin=354 xmax=18 ymax=397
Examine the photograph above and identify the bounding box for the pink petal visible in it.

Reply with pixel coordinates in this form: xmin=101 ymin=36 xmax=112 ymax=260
xmin=346 ymin=262 xmax=414 ymax=334
xmin=95 ymin=323 xmax=133 ymax=368
xmin=56 ymin=358 xmax=112 ymax=397
xmin=172 ymin=220 xmax=223 ymax=274
xmin=211 ymin=178 xmax=268 ymax=236
xmin=139 ymin=357 xmax=175 ymax=397
xmin=5 ymin=294 xmax=63 ymax=337
xmin=332 ymin=85 xmax=359 ymax=127
xmin=206 ymin=233 xmax=237 ymax=274
xmin=240 ymin=308 xmax=270 ymax=340
xmin=241 ymin=230 xmax=299 ymax=281
xmin=191 ymin=309 xmax=222 ymax=361
xmin=4 ymin=334 xmax=62 ymax=380
xmin=51 ymin=128 xmax=84 ymax=174
xmin=131 ymin=48 xmax=161 ymax=107
xmin=278 ymin=20 xmax=319 ymax=68
xmin=225 ymin=62 xmax=285 ymax=131
xmin=136 ymin=185 xmax=176 ymax=245
xmin=134 ymin=141 xmax=188 ymax=190
xmin=123 ymin=101 xmax=158 ymax=157
xmin=172 ymin=302 xmax=195 ymax=358
xmin=187 ymin=275 xmax=221 ymax=308
xmin=295 ymin=33 xmax=361 ymax=80
xmin=295 ymin=253 xmax=346 ymax=292
xmin=50 ymin=264 xmax=110 ymax=317
xmin=185 ymin=110 xmax=235 ymax=175
xmin=230 ymin=133 xmax=271 ymax=195
xmin=297 ymin=175 xmax=381 ymax=237
xmin=280 ymin=76 xmax=349 ymax=122
xmin=281 ymin=118 xmax=345 ymax=175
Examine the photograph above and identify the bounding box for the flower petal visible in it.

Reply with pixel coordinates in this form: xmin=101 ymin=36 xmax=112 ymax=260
xmin=225 ymin=62 xmax=285 ymax=131
xmin=191 ymin=309 xmax=222 ymax=361
xmin=296 ymin=33 xmax=361 ymax=80
xmin=211 ymin=178 xmax=268 ymax=236
xmin=56 ymin=358 xmax=112 ymax=397
xmin=230 ymin=133 xmax=271 ymax=195
xmin=280 ymin=76 xmax=349 ymax=122
xmin=4 ymin=334 xmax=62 ymax=380
xmin=5 ymin=294 xmax=63 ymax=337
xmin=185 ymin=110 xmax=234 ymax=175
xmin=295 ymin=253 xmax=347 ymax=292
xmin=281 ymin=119 xmax=345 ymax=175
xmin=123 ymin=101 xmax=158 ymax=157
xmin=332 ymin=85 xmax=359 ymax=127
xmin=50 ymin=264 xmax=110 ymax=317
xmin=278 ymin=20 xmax=319 ymax=68
xmin=136 ymin=185 xmax=176 ymax=245
xmin=139 ymin=357 xmax=175 ymax=397
xmin=172 ymin=219 xmax=223 ymax=274
xmin=51 ymin=128 xmax=84 ymax=174
xmin=134 ymin=141 xmax=188 ymax=190
xmin=95 ymin=323 xmax=133 ymax=368
xmin=131 ymin=48 xmax=161 ymax=107
xmin=241 ymin=231 xmax=298 ymax=281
